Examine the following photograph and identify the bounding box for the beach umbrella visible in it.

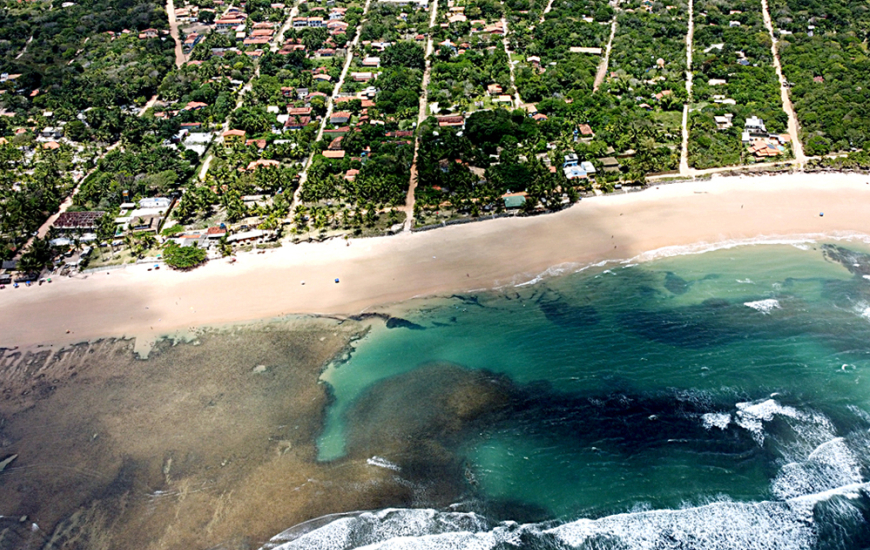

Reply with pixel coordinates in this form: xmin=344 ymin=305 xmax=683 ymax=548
xmin=335 ymin=278 xmax=340 ymax=283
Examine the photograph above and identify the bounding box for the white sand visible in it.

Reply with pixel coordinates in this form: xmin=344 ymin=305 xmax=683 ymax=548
xmin=3 ymin=172 xmax=870 ymax=348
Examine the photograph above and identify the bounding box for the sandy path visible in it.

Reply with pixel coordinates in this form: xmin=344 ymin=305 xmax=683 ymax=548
xmin=402 ymin=0 xmax=441 ymax=230
xmin=679 ymin=0 xmax=694 ymax=176
xmin=760 ymin=0 xmax=805 ymax=164
xmin=593 ymin=3 xmax=620 ymax=92
xmin=4 ymin=172 xmax=870 ymax=349
xmin=539 ymin=0 xmax=555 ymax=21
xmin=166 ymin=0 xmax=186 ymax=68
xmin=501 ymin=14 xmax=522 ymax=108
xmin=291 ymin=0 xmax=373 ymax=209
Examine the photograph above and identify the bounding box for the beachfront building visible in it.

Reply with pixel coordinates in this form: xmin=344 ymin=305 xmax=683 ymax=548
xmin=742 ymin=116 xmax=767 ymax=142
xmin=52 ymin=211 xmax=105 ymax=236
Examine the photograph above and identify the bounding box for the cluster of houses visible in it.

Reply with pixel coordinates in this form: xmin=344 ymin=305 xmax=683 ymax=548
xmin=440 ymin=5 xmax=504 ymax=34
xmin=741 ymin=115 xmax=789 ymax=158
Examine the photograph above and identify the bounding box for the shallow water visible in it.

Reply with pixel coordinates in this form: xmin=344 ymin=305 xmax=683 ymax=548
xmin=290 ymin=242 xmax=870 ymax=549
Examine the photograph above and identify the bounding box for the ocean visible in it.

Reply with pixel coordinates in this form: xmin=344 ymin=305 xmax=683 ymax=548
xmin=265 ymin=242 xmax=870 ymax=550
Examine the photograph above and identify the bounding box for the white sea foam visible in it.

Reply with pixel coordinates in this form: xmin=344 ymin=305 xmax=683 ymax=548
xmin=744 ymin=299 xmax=781 ymax=314
xmin=702 ymin=412 xmax=731 ymax=430
xmin=626 ymin=232 xmax=870 ymax=264
xmin=264 ymin=478 xmax=870 ymax=550
xmin=736 ymin=278 xmax=754 ymax=284
xmin=853 ymin=301 xmax=870 ymax=322
xmin=772 ymin=438 xmax=863 ymax=500
xmin=367 ymin=456 xmax=401 ymax=472
xmin=734 ymin=399 xmax=803 ymax=445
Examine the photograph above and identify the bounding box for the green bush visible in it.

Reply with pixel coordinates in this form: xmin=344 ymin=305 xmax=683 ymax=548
xmin=162 ymin=243 xmax=207 ymax=270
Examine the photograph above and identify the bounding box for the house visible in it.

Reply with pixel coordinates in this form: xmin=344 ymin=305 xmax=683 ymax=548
xmin=599 ymin=157 xmax=620 ymax=172
xmin=206 ymin=226 xmax=228 ymax=239
xmin=284 ymin=115 xmax=312 ymax=130
xmin=138 ymin=28 xmax=159 ymax=39
xmin=42 ymin=141 xmax=61 ymax=150
xmin=227 ymin=229 xmax=267 ymax=244
xmin=344 ymin=169 xmax=359 ymax=181
xmin=183 ymin=33 xmax=202 ymax=48
xmin=307 ymin=16 xmax=325 ymax=27
xmin=139 ymin=197 xmax=172 ymax=209
xmin=330 ymin=111 xmax=351 ymax=125
xmin=292 ymin=17 xmax=308 ymax=27
xmin=563 ymin=164 xmax=588 ymax=180
xmin=714 ymin=113 xmax=733 ymax=130
xmin=316 ymin=48 xmax=336 ymax=57
xmin=323 ymin=126 xmax=350 ymax=137
xmin=708 ymin=79 xmax=727 ymax=86
xmin=53 ymin=211 xmax=105 ymax=232
xmin=246 ymin=159 xmax=280 ymax=171
xmin=578 ymin=124 xmax=594 ymax=138
xmin=328 ymin=136 xmax=343 ymax=150
xmin=532 ymin=113 xmax=548 ymax=122
xmin=487 ymin=84 xmax=503 ymax=95
xmin=313 ymin=74 xmax=332 ymax=82
xmin=184 ymin=101 xmax=208 ymax=111
xmin=744 ymin=115 xmax=767 ymax=137
xmin=748 ymin=139 xmax=783 ymax=158
xmin=351 ymin=71 xmax=374 ymax=82
xmin=568 ymin=47 xmax=602 ymax=54
xmin=281 ymin=87 xmax=295 ymax=97
xmin=361 ymin=56 xmax=380 ymax=67
xmin=323 ymin=150 xmax=345 ymax=159
xmin=127 ymin=214 xmax=162 ymax=233
xmin=436 ymin=115 xmax=464 ymax=128
xmin=222 ymin=129 xmax=246 ymax=145
xmin=245 ymin=138 xmax=267 ymax=149
xmin=288 ymin=106 xmax=312 ymax=116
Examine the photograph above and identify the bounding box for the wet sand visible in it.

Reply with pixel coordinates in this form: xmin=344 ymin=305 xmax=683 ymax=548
xmin=3 ymin=172 xmax=870 ymax=350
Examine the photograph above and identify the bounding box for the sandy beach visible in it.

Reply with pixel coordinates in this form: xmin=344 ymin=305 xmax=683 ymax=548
xmin=3 ymin=172 xmax=870 ymax=348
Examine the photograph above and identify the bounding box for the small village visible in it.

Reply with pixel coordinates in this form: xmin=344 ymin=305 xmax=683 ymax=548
xmin=0 ymin=0 xmax=867 ymax=283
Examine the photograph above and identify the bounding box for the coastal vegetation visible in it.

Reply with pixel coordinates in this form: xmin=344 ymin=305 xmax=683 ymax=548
xmin=688 ymin=0 xmax=789 ymax=169
xmin=162 ymin=240 xmax=207 ymax=269
xmin=770 ymin=0 xmax=870 ymax=155
xmin=2 ymin=0 xmax=870 ymax=272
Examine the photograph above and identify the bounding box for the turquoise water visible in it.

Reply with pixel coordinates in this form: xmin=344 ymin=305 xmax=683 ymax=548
xmin=279 ymin=242 xmax=870 ymax=549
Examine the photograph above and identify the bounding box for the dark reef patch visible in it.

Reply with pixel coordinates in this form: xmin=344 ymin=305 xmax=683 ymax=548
xmin=385 ymin=317 xmax=426 ymax=330
xmin=664 ymin=272 xmax=690 ymax=295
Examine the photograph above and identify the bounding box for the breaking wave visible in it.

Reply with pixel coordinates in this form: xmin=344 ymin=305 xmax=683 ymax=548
xmin=263 ymin=400 xmax=870 ymax=550
xmin=744 ymin=299 xmax=781 ymax=314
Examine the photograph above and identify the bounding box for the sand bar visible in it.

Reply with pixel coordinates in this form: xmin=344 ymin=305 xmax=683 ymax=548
xmin=3 ymin=172 xmax=870 ymax=348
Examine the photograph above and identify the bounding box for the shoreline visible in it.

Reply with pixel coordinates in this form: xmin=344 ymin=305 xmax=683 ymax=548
xmin=4 ymin=171 xmax=870 ymax=349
